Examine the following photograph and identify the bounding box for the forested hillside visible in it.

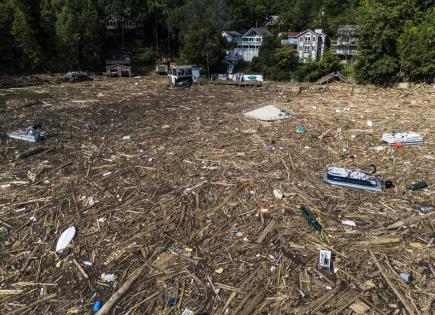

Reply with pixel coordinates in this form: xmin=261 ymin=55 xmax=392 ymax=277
xmin=0 ymin=0 xmax=433 ymax=84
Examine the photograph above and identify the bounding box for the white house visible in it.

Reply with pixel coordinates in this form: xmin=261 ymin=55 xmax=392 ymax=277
xmin=331 ymin=25 xmax=359 ymax=60
xmin=296 ymin=29 xmax=327 ymax=63
xmin=222 ymin=31 xmax=241 ymax=43
xmin=288 ymin=32 xmax=300 ymax=45
xmin=235 ymin=27 xmax=273 ymax=62
xmin=105 ymin=15 xmax=136 ymax=31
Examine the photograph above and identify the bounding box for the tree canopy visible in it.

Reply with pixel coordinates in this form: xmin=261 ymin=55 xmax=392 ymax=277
xmin=0 ymin=0 xmax=432 ymax=84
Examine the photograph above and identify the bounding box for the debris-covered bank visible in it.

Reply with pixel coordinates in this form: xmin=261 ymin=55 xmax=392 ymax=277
xmin=0 ymin=76 xmax=434 ymax=314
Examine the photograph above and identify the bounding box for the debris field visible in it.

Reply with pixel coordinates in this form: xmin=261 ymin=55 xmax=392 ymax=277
xmin=0 ymin=76 xmax=434 ymax=314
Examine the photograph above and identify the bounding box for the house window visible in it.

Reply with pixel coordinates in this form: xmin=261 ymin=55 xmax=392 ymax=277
xmin=304 ymin=45 xmax=310 ymax=52
xmin=312 ymin=37 xmax=316 ymax=41
xmin=257 ymin=38 xmax=261 ymax=42
xmin=304 ymin=36 xmax=310 ymax=43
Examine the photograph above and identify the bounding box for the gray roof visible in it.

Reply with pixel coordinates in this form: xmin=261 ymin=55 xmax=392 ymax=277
xmin=249 ymin=27 xmax=273 ymax=37
xmin=223 ymin=31 xmax=241 ymax=36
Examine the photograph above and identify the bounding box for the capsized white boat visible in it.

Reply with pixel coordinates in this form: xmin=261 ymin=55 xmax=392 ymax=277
xmin=381 ymin=131 xmax=423 ymax=145
xmin=323 ymin=167 xmax=389 ymax=192
xmin=244 ymin=105 xmax=291 ymax=121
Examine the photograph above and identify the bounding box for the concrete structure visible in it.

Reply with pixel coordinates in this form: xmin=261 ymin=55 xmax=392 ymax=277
xmin=331 ymin=25 xmax=359 ymax=60
xmin=296 ymin=29 xmax=327 ymax=63
xmin=235 ymin=27 xmax=273 ymax=62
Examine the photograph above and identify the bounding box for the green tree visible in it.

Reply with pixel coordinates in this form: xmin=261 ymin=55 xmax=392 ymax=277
xmin=251 ymin=38 xmax=298 ymax=81
xmin=56 ymin=5 xmax=80 ymax=68
xmin=180 ymin=20 xmax=228 ymax=74
xmin=11 ymin=5 xmax=42 ymax=69
xmin=398 ymin=10 xmax=435 ymax=82
xmin=292 ymin=51 xmax=342 ymax=82
xmin=0 ymin=2 xmax=17 ymax=72
xmin=354 ymin=0 xmax=421 ymax=85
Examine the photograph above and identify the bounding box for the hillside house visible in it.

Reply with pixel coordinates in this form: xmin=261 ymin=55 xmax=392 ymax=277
xmin=296 ymin=29 xmax=327 ymax=63
xmin=235 ymin=27 xmax=273 ymax=62
xmin=264 ymin=15 xmax=280 ymax=27
xmin=105 ymin=15 xmax=137 ymax=31
xmin=288 ymin=32 xmax=300 ymax=45
xmin=222 ymin=31 xmax=242 ymax=43
xmin=331 ymin=25 xmax=359 ymax=61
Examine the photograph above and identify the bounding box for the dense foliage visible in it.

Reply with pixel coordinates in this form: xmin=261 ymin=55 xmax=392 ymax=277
xmin=0 ymin=0 xmax=433 ymax=84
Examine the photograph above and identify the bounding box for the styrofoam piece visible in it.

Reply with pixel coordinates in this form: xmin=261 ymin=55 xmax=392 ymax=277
xmin=244 ymin=105 xmax=291 ymax=121
xmin=56 ymin=226 xmax=76 ymax=253
xmin=341 ymin=220 xmax=357 ymax=227
xmin=273 ymin=189 xmax=283 ymax=199
xmin=319 ymin=250 xmax=332 ymax=271
xmin=381 ymin=131 xmax=423 ymax=145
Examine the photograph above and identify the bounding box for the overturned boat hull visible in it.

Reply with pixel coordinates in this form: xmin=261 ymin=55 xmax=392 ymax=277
xmin=323 ymin=167 xmax=384 ymax=192
xmin=381 ymin=132 xmax=423 ymax=145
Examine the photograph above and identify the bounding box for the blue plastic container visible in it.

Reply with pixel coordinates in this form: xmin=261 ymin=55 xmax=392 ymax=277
xmin=400 ymin=272 xmax=412 ymax=283
xmin=92 ymin=300 xmax=102 ymax=312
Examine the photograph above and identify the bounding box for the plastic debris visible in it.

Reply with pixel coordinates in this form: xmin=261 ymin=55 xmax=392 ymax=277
xmin=419 ymin=206 xmax=433 ymax=214
xmin=183 ymin=180 xmax=208 ymax=194
xmin=215 ymin=267 xmax=224 ymax=274
xmin=82 ymin=123 xmax=93 ymax=130
xmin=273 ymin=189 xmax=283 ymax=200
xmin=16 ymin=147 xmax=45 ymax=159
xmin=319 ymin=250 xmax=332 ymax=271
xmin=7 ymin=125 xmax=47 ymax=142
xmin=182 ymin=309 xmax=194 ymax=315
xmin=174 ymin=80 xmax=192 ymax=89
xmin=87 ymin=196 xmax=95 ymax=207
xmin=66 ymin=71 xmax=90 ymax=82
xmin=55 ymin=226 xmax=76 ymax=253
xmin=409 ymin=242 xmax=424 ymax=249
xmin=168 ymin=297 xmax=177 ymax=307
xmin=244 ymin=105 xmax=291 ymax=121
xmin=122 ymin=135 xmax=131 ymax=140
xmin=366 ymin=120 xmax=373 ymax=128
xmin=408 ymin=181 xmax=428 ymax=191
xmin=400 ymin=272 xmax=412 ymax=283
xmin=101 ymin=273 xmax=116 ymax=283
xmin=382 ymin=131 xmax=423 ymax=145
xmin=300 ymin=204 xmax=322 ymax=231
xmin=296 ymin=126 xmax=305 ymax=133
xmin=265 ymin=146 xmax=275 ymax=153
xmin=92 ymin=300 xmax=102 ymax=313
xmin=341 ymin=220 xmax=357 ymax=227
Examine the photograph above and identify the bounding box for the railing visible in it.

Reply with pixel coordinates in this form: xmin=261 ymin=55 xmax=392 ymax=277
xmin=105 ymin=59 xmax=131 ymax=66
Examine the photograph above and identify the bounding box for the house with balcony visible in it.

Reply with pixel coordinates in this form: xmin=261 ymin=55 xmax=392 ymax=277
xmin=105 ymin=15 xmax=137 ymax=31
xmin=296 ymin=29 xmax=327 ymax=63
xmin=235 ymin=27 xmax=273 ymax=62
xmin=222 ymin=31 xmax=242 ymax=43
xmin=331 ymin=25 xmax=359 ymax=61
xmin=288 ymin=32 xmax=300 ymax=45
